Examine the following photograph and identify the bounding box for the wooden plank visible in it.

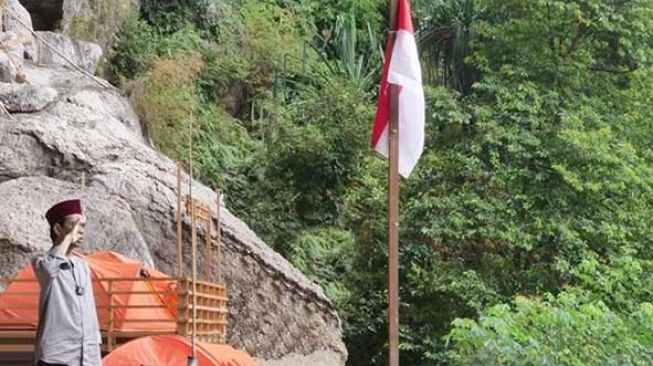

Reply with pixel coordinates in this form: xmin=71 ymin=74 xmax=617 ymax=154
xmin=104 ymin=330 xmax=173 ymax=337
xmin=176 ymin=277 xmax=226 ymax=289
xmin=0 ymin=320 xmax=37 ymax=325
xmin=0 ymin=344 xmax=33 ymax=352
xmin=176 ymin=319 xmax=228 ymax=326
xmin=0 ymin=277 xmax=175 ymax=283
xmin=177 ymin=280 xmax=226 ymax=291
xmin=105 ymin=290 xmax=174 ymax=295
xmin=183 ymin=306 xmax=228 ymax=314
xmin=188 ymin=330 xmax=226 ymax=336
xmin=177 ymin=278 xmax=189 ymax=336
xmin=184 ymin=318 xmax=227 ymax=325
xmin=94 ymin=277 xmax=174 ymax=282
xmin=95 ymin=304 xmax=172 ymax=310
xmin=0 ymin=330 xmax=35 ymax=337
xmin=0 ymin=306 xmax=38 ymax=310
xmin=117 ymin=319 xmax=177 ymax=324
xmin=175 ymin=294 xmax=228 ymax=302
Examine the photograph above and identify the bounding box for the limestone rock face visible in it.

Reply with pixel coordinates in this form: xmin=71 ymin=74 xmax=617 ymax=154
xmin=0 ymin=53 xmax=16 ymax=83
xmin=35 ymin=31 xmax=103 ymax=73
xmin=3 ymin=0 xmax=33 ymax=34
xmin=0 ymin=83 xmax=58 ymax=112
xmin=0 ymin=32 xmax=27 ymax=83
xmin=3 ymin=1 xmax=38 ymax=65
xmin=0 ymin=64 xmax=347 ymax=365
xmin=0 ymin=176 xmax=154 ymax=278
xmin=19 ymin=0 xmax=139 ymax=51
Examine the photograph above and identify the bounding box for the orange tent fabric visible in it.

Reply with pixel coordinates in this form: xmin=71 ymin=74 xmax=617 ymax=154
xmin=102 ymin=335 xmax=259 ymax=366
xmin=0 ymin=264 xmax=39 ymax=328
xmin=0 ymin=251 xmax=177 ymax=333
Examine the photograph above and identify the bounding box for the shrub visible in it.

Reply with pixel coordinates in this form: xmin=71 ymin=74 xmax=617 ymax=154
xmin=447 ymin=292 xmax=653 ymax=366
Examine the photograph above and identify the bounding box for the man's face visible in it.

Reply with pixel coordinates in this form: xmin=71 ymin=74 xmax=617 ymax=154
xmin=61 ymin=214 xmax=86 ymax=246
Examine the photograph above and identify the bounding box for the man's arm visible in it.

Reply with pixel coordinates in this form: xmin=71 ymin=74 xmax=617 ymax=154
xmin=32 ymin=220 xmax=81 ymax=280
xmin=32 ymin=246 xmax=66 ymax=281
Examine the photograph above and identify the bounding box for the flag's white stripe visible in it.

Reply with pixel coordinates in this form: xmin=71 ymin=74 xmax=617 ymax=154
xmin=388 ymin=30 xmax=423 ymax=90
xmin=374 ymin=30 xmax=425 ymax=178
xmin=396 ymin=88 xmax=425 ymax=177
xmin=374 ymin=124 xmax=390 ymax=157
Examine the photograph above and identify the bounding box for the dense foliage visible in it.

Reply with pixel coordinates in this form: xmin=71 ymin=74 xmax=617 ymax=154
xmin=108 ymin=0 xmax=653 ymax=364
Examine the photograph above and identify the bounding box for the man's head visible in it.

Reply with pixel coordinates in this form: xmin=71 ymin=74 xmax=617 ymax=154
xmin=45 ymin=199 xmax=86 ymax=246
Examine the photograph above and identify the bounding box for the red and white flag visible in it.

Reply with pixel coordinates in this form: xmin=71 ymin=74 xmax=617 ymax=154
xmin=370 ymin=0 xmax=424 ymax=178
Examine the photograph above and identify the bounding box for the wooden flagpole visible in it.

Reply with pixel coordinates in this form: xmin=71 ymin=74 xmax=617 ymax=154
xmin=388 ymin=1 xmax=400 ymax=365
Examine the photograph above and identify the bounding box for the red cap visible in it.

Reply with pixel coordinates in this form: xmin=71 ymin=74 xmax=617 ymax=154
xmin=45 ymin=199 xmax=83 ymax=226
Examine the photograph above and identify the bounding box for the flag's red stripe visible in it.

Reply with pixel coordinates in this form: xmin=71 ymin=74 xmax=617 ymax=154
xmin=371 ymin=0 xmax=414 ymax=148
xmin=370 ymin=36 xmax=395 ymax=147
xmin=397 ymin=0 xmax=414 ymax=32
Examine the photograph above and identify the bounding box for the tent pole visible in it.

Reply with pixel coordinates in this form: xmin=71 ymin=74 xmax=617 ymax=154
xmin=205 ymin=204 xmax=212 ymax=281
xmin=177 ymin=162 xmax=183 ymax=278
xmin=188 ymin=114 xmax=198 ymax=366
xmin=216 ymin=189 xmax=222 ymax=284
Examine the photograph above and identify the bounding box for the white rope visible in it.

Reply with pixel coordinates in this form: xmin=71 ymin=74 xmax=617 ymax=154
xmin=0 ymin=100 xmax=11 ymax=119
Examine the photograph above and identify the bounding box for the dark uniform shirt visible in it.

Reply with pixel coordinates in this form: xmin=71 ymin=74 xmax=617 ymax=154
xmin=32 ymin=246 xmax=102 ymax=366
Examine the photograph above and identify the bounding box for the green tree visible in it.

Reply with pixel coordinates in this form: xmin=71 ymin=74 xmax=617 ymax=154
xmin=447 ymin=292 xmax=653 ymax=366
xmin=108 ymin=0 xmax=653 ymax=365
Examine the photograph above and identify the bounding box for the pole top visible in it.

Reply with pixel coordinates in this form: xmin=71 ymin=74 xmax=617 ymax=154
xmin=389 ymin=0 xmax=399 ymax=31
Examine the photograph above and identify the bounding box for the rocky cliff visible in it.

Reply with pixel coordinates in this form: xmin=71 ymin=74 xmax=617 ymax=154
xmin=19 ymin=0 xmax=137 ymax=51
xmin=0 ymin=2 xmax=347 ymax=365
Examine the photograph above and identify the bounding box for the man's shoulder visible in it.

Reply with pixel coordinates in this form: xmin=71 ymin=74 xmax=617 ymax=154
xmin=32 ymin=246 xmax=65 ymax=263
xmin=70 ymin=254 xmax=87 ymax=263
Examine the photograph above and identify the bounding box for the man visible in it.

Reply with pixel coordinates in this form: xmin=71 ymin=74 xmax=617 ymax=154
xmin=32 ymin=199 xmax=102 ymax=366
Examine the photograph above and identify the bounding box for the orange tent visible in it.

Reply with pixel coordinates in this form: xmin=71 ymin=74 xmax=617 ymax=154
xmin=0 ymin=264 xmax=40 ymax=329
xmin=0 ymin=251 xmax=177 ymax=333
xmin=102 ymin=335 xmax=259 ymax=366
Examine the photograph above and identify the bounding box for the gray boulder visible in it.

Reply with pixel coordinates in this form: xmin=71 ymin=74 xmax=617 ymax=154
xmin=0 ymin=32 xmax=25 ymax=83
xmin=67 ymin=89 xmax=141 ymax=137
xmin=0 ymin=176 xmax=154 ymax=279
xmin=72 ymin=40 xmax=103 ymax=73
xmin=34 ymin=32 xmax=75 ymax=66
xmin=35 ymin=31 xmax=103 ymax=74
xmin=3 ymin=0 xmax=32 ymax=34
xmin=0 ymin=32 xmax=26 ymax=70
xmin=0 ymin=53 xmax=16 ymax=83
xmin=3 ymin=0 xmax=38 ymax=61
xmin=23 ymin=42 xmax=38 ymax=61
xmin=0 ymin=83 xmax=58 ymax=112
